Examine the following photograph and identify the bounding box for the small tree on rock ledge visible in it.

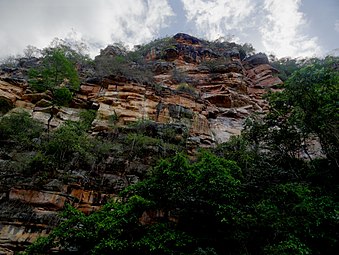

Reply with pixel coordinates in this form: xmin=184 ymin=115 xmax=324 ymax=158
xmin=28 ymin=48 xmax=80 ymax=106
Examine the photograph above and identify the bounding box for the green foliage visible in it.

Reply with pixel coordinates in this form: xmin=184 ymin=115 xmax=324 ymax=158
xmin=6 ymin=39 xmax=336 ymax=255
xmin=254 ymin=183 xmax=338 ymax=254
xmin=200 ymin=57 xmax=231 ymax=73
xmin=126 ymin=120 xmax=186 ymax=156
xmin=94 ymin=54 xmax=154 ymax=84
xmin=282 ymin=58 xmax=339 ymax=160
xmin=28 ymin=47 xmax=80 ymax=105
xmin=0 ymin=98 xmax=13 ymax=115
xmin=25 ymin=153 xmax=243 ymax=254
xmin=108 ymin=111 xmax=119 ymax=126
xmin=79 ymin=109 xmax=97 ymax=130
xmin=0 ymin=110 xmax=43 ymax=148
xmin=176 ymin=83 xmax=198 ymax=97
xmin=214 ymin=135 xmax=259 ymax=178
xmin=44 ymin=121 xmax=111 ymax=168
xmin=239 ymin=43 xmax=256 ymax=60
xmin=133 ymin=37 xmax=177 ymax=58
xmin=244 ymin=57 xmax=339 ymax=170
xmin=263 ymin=236 xmax=312 ymax=255
xmin=24 ymin=197 xmax=192 ymax=255
xmin=270 ymin=57 xmax=301 ymax=81
xmin=160 ymin=126 xmax=184 ymax=144
xmin=122 ymin=152 xmax=244 ymax=253
xmin=126 ymin=133 xmax=178 ymax=158
xmin=203 ymin=37 xmax=255 ymax=60
xmin=24 ymin=143 xmax=339 ymax=255
xmin=49 ymin=37 xmax=91 ymax=63
xmin=44 ymin=121 xmax=90 ymax=161
xmin=53 ymin=87 xmax=73 ymax=106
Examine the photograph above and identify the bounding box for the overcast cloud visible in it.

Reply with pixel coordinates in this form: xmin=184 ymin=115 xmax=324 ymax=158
xmin=335 ymin=20 xmax=339 ymax=33
xmin=260 ymin=0 xmax=321 ymax=57
xmin=181 ymin=0 xmax=255 ymax=40
xmin=0 ymin=0 xmax=337 ymax=59
xmin=0 ymin=0 xmax=174 ymax=58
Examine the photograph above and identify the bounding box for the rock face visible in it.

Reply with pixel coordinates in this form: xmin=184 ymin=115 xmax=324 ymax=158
xmin=0 ymin=33 xmax=282 ymax=253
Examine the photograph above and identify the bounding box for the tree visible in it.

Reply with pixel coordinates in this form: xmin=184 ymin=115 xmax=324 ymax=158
xmin=239 ymin=43 xmax=255 ymax=60
xmin=23 ymin=45 xmax=41 ymax=58
xmin=245 ymin=57 xmax=339 ymax=168
xmin=28 ymin=48 xmax=80 ymax=105
xmin=282 ymin=57 xmax=339 ymax=163
xmin=270 ymin=57 xmax=300 ymax=81
xmin=25 ymin=148 xmax=339 ymax=255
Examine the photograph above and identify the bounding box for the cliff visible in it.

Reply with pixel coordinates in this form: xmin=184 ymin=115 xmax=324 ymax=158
xmin=0 ymin=33 xmax=282 ymax=254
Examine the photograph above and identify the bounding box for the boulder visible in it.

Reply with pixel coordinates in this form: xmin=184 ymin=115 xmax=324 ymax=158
xmin=173 ymin=33 xmax=202 ymax=45
xmin=98 ymin=45 xmax=126 ymax=57
xmin=244 ymin=53 xmax=269 ymax=66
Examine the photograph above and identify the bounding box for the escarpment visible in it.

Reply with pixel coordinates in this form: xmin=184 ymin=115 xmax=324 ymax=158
xmin=0 ymin=33 xmax=282 ymax=254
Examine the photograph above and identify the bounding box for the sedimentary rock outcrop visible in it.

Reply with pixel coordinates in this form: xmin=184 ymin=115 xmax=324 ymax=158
xmin=0 ymin=33 xmax=282 ymax=253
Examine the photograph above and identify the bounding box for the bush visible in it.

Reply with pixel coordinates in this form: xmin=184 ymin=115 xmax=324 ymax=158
xmin=0 ymin=55 xmax=19 ymax=68
xmin=44 ymin=121 xmax=111 ymax=168
xmin=133 ymin=37 xmax=177 ymax=59
xmin=79 ymin=109 xmax=97 ymax=130
xmin=127 ymin=133 xmax=164 ymax=156
xmin=176 ymin=83 xmax=198 ymax=97
xmin=0 ymin=110 xmax=43 ymax=148
xmin=200 ymin=57 xmax=231 ymax=73
xmin=0 ymin=98 xmax=13 ymax=115
xmin=53 ymin=87 xmax=73 ymax=106
xmin=94 ymin=55 xmax=154 ymax=84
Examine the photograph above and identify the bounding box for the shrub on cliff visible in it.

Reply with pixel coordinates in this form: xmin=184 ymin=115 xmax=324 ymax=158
xmin=133 ymin=36 xmax=177 ymax=59
xmin=0 ymin=98 xmax=13 ymax=115
xmin=0 ymin=110 xmax=43 ymax=148
xmin=176 ymin=83 xmax=198 ymax=97
xmin=94 ymin=54 xmax=154 ymax=84
xmin=43 ymin=121 xmax=111 ymax=168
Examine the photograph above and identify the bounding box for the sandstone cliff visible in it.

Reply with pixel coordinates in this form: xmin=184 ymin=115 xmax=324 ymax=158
xmin=0 ymin=33 xmax=282 ymax=254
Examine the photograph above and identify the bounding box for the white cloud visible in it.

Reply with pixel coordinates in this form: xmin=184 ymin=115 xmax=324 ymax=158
xmin=179 ymin=0 xmax=323 ymax=58
xmin=260 ymin=0 xmax=322 ymax=58
xmin=89 ymin=0 xmax=174 ymax=47
xmin=0 ymin=0 xmax=327 ymax=59
xmin=180 ymin=0 xmax=256 ymax=40
xmin=0 ymin=0 xmax=174 ymax=58
xmin=335 ymin=20 xmax=339 ymax=33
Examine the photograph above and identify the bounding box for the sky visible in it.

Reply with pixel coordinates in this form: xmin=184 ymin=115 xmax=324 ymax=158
xmin=0 ymin=0 xmax=338 ymax=59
